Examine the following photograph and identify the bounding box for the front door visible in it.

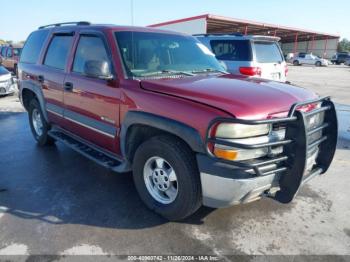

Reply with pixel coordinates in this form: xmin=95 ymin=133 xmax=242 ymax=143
xmin=63 ymin=32 xmax=121 ymax=154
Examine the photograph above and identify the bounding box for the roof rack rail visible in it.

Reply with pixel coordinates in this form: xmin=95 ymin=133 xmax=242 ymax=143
xmin=38 ymin=21 xmax=91 ymax=29
xmin=193 ymin=33 xmax=244 ymax=37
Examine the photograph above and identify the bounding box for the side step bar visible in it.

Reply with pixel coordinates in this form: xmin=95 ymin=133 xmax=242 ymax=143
xmin=48 ymin=129 xmax=130 ymax=173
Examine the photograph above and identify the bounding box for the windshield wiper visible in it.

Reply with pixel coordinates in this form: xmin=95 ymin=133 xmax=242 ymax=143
xmin=137 ymin=70 xmax=195 ymax=77
xmin=192 ymin=68 xmax=227 ymax=74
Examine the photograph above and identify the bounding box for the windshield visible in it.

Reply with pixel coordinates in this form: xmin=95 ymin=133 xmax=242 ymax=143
xmin=115 ymin=31 xmax=225 ymax=78
xmin=0 ymin=66 xmax=9 ymax=75
xmin=253 ymin=41 xmax=284 ymax=63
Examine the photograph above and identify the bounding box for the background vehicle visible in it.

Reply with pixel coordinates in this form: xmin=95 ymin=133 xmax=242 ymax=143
xmin=18 ymin=22 xmax=337 ymax=221
xmin=344 ymin=57 xmax=350 ymax=66
xmin=331 ymin=52 xmax=350 ymax=65
xmin=0 ymin=45 xmax=23 ymax=74
xmin=293 ymin=53 xmax=329 ymax=66
xmin=195 ymin=34 xmax=288 ymax=82
xmin=0 ymin=66 xmax=16 ymax=96
xmin=0 ymin=45 xmax=8 ymax=64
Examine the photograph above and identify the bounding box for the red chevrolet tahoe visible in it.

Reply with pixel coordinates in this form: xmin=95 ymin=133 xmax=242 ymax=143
xmin=18 ymin=22 xmax=338 ymax=220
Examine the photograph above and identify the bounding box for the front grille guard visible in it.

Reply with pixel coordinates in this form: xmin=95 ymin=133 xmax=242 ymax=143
xmin=205 ymin=96 xmax=338 ymax=203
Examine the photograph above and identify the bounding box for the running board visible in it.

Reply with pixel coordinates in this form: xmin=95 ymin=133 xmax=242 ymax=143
xmin=48 ymin=129 xmax=130 ymax=173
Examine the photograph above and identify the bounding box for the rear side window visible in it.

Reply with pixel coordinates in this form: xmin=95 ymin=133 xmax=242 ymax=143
xmin=44 ymin=35 xmax=73 ymax=70
xmin=210 ymin=40 xmax=252 ymax=61
xmin=20 ymin=30 xmax=49 ymax=64
xmin=253 ymin=41 xmax=283 ymax=63
xmin=1 ymin=47 xmax=7 ymax=57
xmin=73 ymin=35 xmax=109 ymax=74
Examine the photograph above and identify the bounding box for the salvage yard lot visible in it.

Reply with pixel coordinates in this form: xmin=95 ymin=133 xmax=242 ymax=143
xmin=0 ymin=65 xmax=349 ymax=257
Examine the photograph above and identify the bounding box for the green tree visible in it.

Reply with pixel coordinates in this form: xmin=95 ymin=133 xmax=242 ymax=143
xmin=337 ymin=38 xmax=350 ymax=52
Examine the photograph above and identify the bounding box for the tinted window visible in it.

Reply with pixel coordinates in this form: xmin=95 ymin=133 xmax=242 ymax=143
xmin=20 ymin=30 xmax=49 ymax=64
xmin=210 ymin=40 xmax=252 ymax=61
xmin=1 ymin=47 xmax=7 ymax=57
xmin=73 ymin=35 xmax=109 ymax=74
xmin=7 ymin=48 xmax=12 ymax=57
xmin=254 ymin=41 xmax=283 ymax=63
xmin=44 ymin=35 xmax=73 ymax=70
xmin=115 ymin=31 xmax=223 ymax=77
xmin=13 ymin=48 xmax=22 ymax=56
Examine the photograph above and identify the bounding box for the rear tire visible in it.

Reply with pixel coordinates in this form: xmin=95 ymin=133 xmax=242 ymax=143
xmin=315 ymin=61 xmax=322 ymax=67
xmin=28 ymin=99 xmax=55 ymax=146
xmin=132 ymin=135 xmax=202 ymax=221
xmin=293 ymin=60 xmax=300 ymax=66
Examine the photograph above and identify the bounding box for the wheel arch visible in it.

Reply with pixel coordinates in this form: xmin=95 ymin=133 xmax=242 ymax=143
xmin=120 ymin=111 xmax=205 ymax=164
xmin=21 ymin=81 xmax=48 ymax=122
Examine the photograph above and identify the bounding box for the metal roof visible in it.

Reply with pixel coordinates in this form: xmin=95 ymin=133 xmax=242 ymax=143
xmin=149 ymin=14 xmax=340 ymax=43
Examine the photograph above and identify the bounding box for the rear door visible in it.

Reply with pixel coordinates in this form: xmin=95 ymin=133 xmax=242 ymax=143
xmin=40 ymin=31 xmax=74 ymax=126
xmin=252 ymin=41 xmax=286 ymax=82
xmin=62 ymin=31 xmax=120 ymax=154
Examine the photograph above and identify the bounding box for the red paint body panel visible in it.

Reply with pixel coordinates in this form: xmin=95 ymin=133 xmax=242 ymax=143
xmin=18 ymin=24 xmax=319 ymax=159
xmin=139 ymin=74 xmax=317 ymax=120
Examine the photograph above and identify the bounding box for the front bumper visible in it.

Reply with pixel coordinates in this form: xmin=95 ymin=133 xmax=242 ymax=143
xmin=198 ymin=97 xmax=338 ymax=208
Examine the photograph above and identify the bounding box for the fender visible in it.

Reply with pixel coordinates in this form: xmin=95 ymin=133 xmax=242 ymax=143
xmin=20 ymin=80 xmax=48 ymax=122
xmin=120 ymin=111 xmax=206 ymax=157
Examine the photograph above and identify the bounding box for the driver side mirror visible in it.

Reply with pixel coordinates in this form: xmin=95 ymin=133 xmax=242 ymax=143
xmin=83 ymin=60 xmax=114 ymax=80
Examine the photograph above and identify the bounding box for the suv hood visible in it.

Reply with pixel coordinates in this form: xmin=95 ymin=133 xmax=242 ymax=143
xmin=140 ymin=74 xmax=317 ymax=119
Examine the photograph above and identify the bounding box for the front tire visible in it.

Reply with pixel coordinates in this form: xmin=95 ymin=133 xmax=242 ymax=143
xmin=28 ymin=99 xmax=55 ymax=146
xmin=315 ymin=61 xmax=322 ymax=67
xmin=132 ymin=135 xmax=202 ymax=221
xmin=293 ymin=60 xmax=300 ymax=66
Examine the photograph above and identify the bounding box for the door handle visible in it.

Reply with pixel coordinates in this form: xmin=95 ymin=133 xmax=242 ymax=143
xmin=37 ymin=75 xmax=44 ymax=83
xmin=64 ymin=82 xmax=73 ymax=91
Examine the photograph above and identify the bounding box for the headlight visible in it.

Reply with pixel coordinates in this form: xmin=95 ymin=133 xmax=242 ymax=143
xmin=215 ymin=123 xmax=271 ymax=139
xmin=212 ymin=123 xmax=284 ymax=161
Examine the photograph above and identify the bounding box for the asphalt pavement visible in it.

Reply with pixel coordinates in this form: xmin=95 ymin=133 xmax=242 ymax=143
xmin=0 ymin=110 xmax=349 ymax=258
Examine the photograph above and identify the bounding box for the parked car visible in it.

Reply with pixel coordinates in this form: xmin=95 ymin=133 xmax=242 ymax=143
xmin=293 ymin=53 xmax=329 ymax=66
xmin=344 ymin=57 xmax=350 ymax=66
xmin=0 ymin=66 xmax=16 ymax=96
xmin=195 ymin=34 xmax=288 ymax=82
xmin=18 ymin=22 xmax=337 ymax=220
xmin=0 ymin=45 xmax=23 ymax=74
xmin=331 ymin=52 xmax=350 ymax=65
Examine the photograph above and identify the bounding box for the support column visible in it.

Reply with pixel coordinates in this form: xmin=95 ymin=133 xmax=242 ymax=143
xmin=311 ymin=35 xmax=315 ymax=54
xmin=244 ymin=25 xmax=248 ymax=35
xmin=293 ymin=33 xmax=299 ymax=54
xmin=323 ymin=37 xmax=328 ymax=58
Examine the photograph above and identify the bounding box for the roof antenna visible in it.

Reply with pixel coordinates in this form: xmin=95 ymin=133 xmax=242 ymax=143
xmin=130 ymin=0 xmax=134 ymax=26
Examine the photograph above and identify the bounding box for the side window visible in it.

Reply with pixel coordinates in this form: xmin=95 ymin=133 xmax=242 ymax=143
xmin=20 ymin=30 xmax=49 ymax=64
xmin=73 ymin=35 xmax=110 ymax=74
xmin=44 ymin=35 xmax=73 ymax=70
xmin=7 ymin=48 xmax=13 ymax=57
xmin=1 ymin=47 xmax=7 ymax=57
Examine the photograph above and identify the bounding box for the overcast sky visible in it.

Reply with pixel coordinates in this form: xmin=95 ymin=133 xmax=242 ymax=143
xmin=1 ymin=0 xmax=349 ymax=42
